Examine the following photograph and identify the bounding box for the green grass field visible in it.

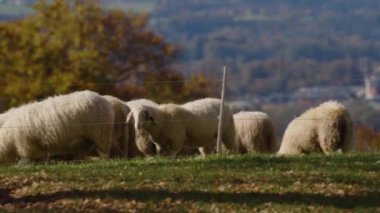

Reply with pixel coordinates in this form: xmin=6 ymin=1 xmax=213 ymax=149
xmin=0 ymin=154 xmax=379 ymax=212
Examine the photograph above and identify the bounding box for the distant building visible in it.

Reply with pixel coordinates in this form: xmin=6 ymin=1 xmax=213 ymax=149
xmin=228 ymin=95 xmax=261 ymax=112
xmin=228 ymin=100 xmax=255 ymax=113
xmin=260 ymin=93 xmax=294 ymax=104
xmin=255 ymin=85 xmax=363 ymax=106
xmin=364 ymin=74 xmax=380 ymax=100
xmin=362 ymin=67 xmax=380 ymax=108
xmin=298 ymin=86 xmax=361 ymax=108
xmin=293 ymin=86 xmax=362 ymax=105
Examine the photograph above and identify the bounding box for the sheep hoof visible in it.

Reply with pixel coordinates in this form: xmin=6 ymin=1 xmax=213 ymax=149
xmin=17 ymin=158 xmax=31 ymax=166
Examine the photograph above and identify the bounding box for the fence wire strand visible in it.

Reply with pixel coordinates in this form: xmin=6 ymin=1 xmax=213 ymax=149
xmin=0 ymin=76 xmax=374 ymax=166
xmin=0 ymin=79 xmax=223 ymax=89
xmin=0 ymin=117 xmax=364 ymax=130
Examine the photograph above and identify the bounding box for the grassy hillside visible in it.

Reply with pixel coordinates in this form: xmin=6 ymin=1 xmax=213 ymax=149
xmin=0 ymin=154 xmax=379 ymax=212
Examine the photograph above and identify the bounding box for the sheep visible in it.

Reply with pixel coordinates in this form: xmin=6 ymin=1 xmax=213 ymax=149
xmin=133 ymin=103 xmax=191 ymax=156
xmin=181 ymin=98 xmax=236 ymax=155
xmin=102 ymin=95 xmax=130 ymax=158
xmin=133 ymin=98 xmax=236 ymax=157
xmin=126 ymin=99 xmax=159 ymax=157
xmin=0 ymin=107 xmax=20 ymax=128
xmin=179 ymin=143 xmax=217 ymax=157
xmin=278 ymin=101 xmax=353 ymax=155
xmin=0 ymin=96 xmax=129 ymax=161
xmin=0 ymin=90 xmax=115 ymax=164
xmin=233 ymin=111 xmax=277 ymax=153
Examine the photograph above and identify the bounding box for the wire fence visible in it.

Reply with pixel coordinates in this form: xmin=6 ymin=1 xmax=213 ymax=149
xmin=0 ymin=117 xmax=373 ymax=167
xmin=0 ymin=79 xmax=224 ymax=89
xmin=0 ymin=117 xmax=365 ymax=130
xmin=11 ymin=77 xmax=380 ymax=87
xmin=0 ymin=75 xmax=378 ymax=166
xmin=0 ymin=76 xmax=372 ymax=129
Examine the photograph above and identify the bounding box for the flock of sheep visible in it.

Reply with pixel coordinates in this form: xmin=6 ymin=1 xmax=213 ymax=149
xmin=0 ymin=90 xmax=353 ymax=165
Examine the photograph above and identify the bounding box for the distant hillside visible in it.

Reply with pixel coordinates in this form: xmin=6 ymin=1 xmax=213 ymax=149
xmin=102 ymin=0 xmax=155 ymax=12
xmin=0 ymin=0 xmax=155 ymax=19
xmin=2 ymin=0 xmax=380 ymax=97
xmin=150 ymin=0 xmax=380 ymax=96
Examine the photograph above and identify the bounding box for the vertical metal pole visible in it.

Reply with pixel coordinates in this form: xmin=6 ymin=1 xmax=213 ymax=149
xmin=217 ymin=66 xmax=227 ymax=154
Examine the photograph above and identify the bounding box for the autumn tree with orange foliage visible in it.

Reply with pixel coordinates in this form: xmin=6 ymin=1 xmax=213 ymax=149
xmin=0 ymin=0 xmax=213 ymax=108
xmin=354 ymin=125 xmax=380 ymax=152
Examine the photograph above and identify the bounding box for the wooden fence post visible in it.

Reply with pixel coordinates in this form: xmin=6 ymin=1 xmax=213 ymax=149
xmin=217 ymin=66 xmax=227 ymax=154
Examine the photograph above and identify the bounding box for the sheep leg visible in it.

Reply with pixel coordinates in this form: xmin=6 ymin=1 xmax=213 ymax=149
xmin=222 ymin=126 xmax=238 ymax=153
xmin=198 ymin=147 xmax=207 ymax=158
xmin=18 ymin=158 xmax=31 ymax=166
xmin=318 ymin=121 xmax=343 ymax=154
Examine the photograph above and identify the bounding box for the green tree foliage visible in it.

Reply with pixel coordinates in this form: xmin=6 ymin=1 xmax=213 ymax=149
xmin=0 ymin=0 xmax=189 ymax=107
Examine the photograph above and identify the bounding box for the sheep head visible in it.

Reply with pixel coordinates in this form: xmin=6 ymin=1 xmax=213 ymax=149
xmin=129 ymin=105 xmax=158 ymax=131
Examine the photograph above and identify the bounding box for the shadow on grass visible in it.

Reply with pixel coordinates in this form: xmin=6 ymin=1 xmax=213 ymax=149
xmin=1 ymin=187 xmax=379 ymax=209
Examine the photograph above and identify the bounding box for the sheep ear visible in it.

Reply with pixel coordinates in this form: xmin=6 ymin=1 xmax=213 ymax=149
xmin=143 ymin=110 xmax=150 ymax=121
xmin=126 ymin=112 xmax=134 ymax=124
xmin=144 ymin=111 xmax=156 ymax=126
xmin=142 ymin=110 xmax=156 ymax=126
xmin=143 ymin=110 xmax=156 ymax=126
xmin=148 ymin=115 xmax=156 ymax=126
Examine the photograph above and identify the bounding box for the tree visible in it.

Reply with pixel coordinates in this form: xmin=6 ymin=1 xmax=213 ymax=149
xmin=0 ymin=0 xmax=182 ymax=106
xmin=181 ymin=73 xmax=220 ymax=102
xmin=355 ymin=125 xmax=380 ymax=152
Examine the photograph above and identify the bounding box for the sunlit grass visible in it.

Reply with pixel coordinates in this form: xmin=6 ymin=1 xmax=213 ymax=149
xmin=0 ymin=154 xmax=379 ymax=212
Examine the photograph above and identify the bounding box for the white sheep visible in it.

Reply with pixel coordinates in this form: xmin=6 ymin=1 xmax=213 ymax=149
xmin=0 ymin=90 xmax=115 ymax=164
xmin=182 ymin=98 xmax=236 ymax=156
xmin=278 ymin=101 xmax=353 ymax=155
xmin=126 ymin=99 xmax=159 ymax=157
xmin=1 ymin=95 xmax=129 ymax=161
xmin=103 ymin=95 xmax=130 ymax=158
xmin=0 ymin=107 xmax=20 ymax=128
xmin=135 ymin=103 xmax=191 ymax=156
xmin=133 ymin=98 xmax=236 ymax=157
xmin=233 ymin=111 xmax=277 ymax=153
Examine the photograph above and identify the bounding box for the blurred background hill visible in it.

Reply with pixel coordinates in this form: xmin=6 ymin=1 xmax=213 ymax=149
xmin=2 ymin=0 xmax=380 ymax=150
xmin=3 ymin=0 xmax=379 ymax=96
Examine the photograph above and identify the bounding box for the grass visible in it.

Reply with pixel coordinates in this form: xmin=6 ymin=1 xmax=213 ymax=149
xmin=0 ymin=154 xmax=379 ymax=212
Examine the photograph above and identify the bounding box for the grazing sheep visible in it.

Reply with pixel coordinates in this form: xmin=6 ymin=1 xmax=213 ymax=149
xmin=181 ymin=98 xmax=236 ymax=154
xmin=0 ymin=107 xmax=20 ymax=128
xmin=171 ymin=143 xmax=217 ymax=157
xmin=233 ymin=111 xmax=277 ymax=153
xmin=103 ymin=95 xmax=130 ymax=158
xmin=176 ymin=146 xmax=200 ymax=156
xmin=0 ymin=90 xmax=115 ymax=164
xmin=278 ymin=101 xmax=353 ymax=155
xmin=0 ymin=96 xmax=129 ymax=161
xmin=134 ymin=98 xmax=236 ymax=157
xmin=126 ymin=99 xmax=159 ymax=109
xmin=129 ymin=103 xmax=188 ymax=156
xmin=126 ymin=99 xmax=159 ymax=157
